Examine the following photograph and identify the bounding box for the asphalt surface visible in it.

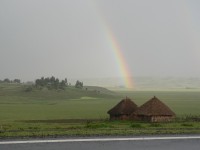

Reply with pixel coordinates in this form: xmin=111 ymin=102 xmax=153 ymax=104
xmin=0 ymin=136 xmax=200 ymax=150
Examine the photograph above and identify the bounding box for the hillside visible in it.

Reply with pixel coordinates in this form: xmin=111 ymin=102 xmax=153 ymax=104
xmin=0 ymin=83 xmax=122 ymax=122
xmin=0 ymin=83 xmax=118 ymax=102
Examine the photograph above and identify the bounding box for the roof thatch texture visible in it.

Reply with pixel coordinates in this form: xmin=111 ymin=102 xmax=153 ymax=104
xmin=134 ymin=96 xmax=175 ymax=116
xmin=107 ymin=97 xmax=138 ymax=115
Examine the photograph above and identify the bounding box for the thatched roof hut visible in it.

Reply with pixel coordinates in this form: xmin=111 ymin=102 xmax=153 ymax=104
xmin=107 ymin=97 xmax=138 ymax=120
xmin=133 ymin=96 xmax=176 ymax=122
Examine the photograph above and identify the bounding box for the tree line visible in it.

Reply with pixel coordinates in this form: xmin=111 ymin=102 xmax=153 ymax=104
xmin=0 ymin=78 xmax=21 ymax=83
xmin=35 ymin=76 xmax=68 ymax=90
xmin=35 ymin=76 xmax=83 ymax=90
xmin=1 ymin=76 xmax=84 ymax=90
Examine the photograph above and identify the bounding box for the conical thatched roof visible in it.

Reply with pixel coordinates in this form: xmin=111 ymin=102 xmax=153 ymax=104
xmin=107 ymin=97 xmax=138 ymax=115
xmin=134 ymin=96 xmax=175 ymax=116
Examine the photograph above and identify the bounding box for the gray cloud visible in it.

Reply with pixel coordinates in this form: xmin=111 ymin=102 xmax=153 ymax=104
xmin=0 ymin=0 xmax=200 ymax=81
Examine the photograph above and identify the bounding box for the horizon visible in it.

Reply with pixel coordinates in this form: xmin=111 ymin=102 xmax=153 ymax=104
xmin=1 ymin=76 xmax=200 ymax=90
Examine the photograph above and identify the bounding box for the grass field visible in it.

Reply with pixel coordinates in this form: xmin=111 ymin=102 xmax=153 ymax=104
xmin=0 ymin=83 xmax=200 ymax=123
xmin=0 ymin=84 xmax=119 ymax=122
xmin=0 ymin=83 xmax=200 ymax=137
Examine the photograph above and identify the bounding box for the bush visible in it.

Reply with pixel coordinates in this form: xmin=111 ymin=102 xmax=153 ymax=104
xmin=25 ymin=86 xmax=33 ymax=92
xmin=85 ymin=122 xmax=113 ymax=129
xmin=181 ymin=123 xmax=193 ymax=127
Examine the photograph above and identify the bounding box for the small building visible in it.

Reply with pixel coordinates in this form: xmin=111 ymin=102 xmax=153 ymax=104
xmin=132 ymin=96 xmax=176 ymax=122
xmin=107 ymin=97 xmax=138 ymax=120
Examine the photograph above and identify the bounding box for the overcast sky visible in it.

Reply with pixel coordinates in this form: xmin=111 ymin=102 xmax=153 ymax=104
xmin=0 ymin=0 xmax=200 ymax=81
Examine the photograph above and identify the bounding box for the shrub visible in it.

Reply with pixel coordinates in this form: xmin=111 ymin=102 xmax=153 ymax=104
xmin=25 ymin=86 xmax=33 ymax=92
xmin=130 ymin=123 xmax=143 ymax=128
xmin=85 ymin=122 xmax=112 ymax=129
xmin=181 ymin=123 xmax=193 ymax=127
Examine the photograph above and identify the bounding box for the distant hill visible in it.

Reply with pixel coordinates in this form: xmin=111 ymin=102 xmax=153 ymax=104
xmin=68 ymin=77 xmax=200 ymax=90
xmin=134 ymin=77 xmax=200 ymax=90
xmin=84 ymin=86 xmax=116 ymax=95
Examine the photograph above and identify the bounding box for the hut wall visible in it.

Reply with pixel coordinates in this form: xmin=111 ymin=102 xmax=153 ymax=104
xmin=131 ymin=115 xmax=151 ymax=122
xmin=150 ymin=116 xmax=174 ymax=122
xmin=110 ymin=114 xmax=131 ymax=120
xmin=130 ymin=114 xmax=141 ymax=120
xmin=134 ymin=115 xmax=174 ymax=122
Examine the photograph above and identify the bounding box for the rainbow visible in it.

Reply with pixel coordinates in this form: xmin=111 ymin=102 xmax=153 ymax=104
xmin=91 ymin=1 xmax=134 ymax=88
xmin=105 ymin=26 xmax=134 ymax=89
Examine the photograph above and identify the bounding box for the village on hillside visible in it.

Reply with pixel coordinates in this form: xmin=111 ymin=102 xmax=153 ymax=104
xmin=107 ymin=96 xmax=176 ymax=122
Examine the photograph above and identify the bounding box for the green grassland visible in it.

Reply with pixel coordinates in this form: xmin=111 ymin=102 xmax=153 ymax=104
xmin=0 ymin=83 xmax=200 ymax=138
xmin=0 ymin=84 xmax=119 ymax=122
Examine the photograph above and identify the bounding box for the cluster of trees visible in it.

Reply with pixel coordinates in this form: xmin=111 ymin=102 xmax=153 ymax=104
xmin=34 ymin=76 xmax=84 ymax=90
xmin=0 ymin=78 xmax=21 ymax=83
xmin=75 ymin=80 xmax=83 ymax=88
xmin=35 ymin=76 xmax=68 ymax=90
xmin=0 ymin=76 xmax=84 ymax=91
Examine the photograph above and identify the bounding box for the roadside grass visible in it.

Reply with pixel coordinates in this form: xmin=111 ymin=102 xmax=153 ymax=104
xmin=130 ymin=123 xmax=144 ymax=128
xmin=0 ymin=118 xmax=200 ymax=138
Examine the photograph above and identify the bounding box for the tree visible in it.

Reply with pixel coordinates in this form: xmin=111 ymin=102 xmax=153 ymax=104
xmin=50 ymin=76 xmax=56 ymax=83
xmin=59 ymin=80 xmax=66 ymax=89
xmin=4 ymin=78 xmax=10 ymax=83
xmin=75 ymin=80 xmax=83 ymax=88
xmin=35 ymin=76 xmax=67 ymax=90
xmin=64 ymin=78 xmax=68 ymax=86
xmin=13 ymin=79 xmax=21 ymax=83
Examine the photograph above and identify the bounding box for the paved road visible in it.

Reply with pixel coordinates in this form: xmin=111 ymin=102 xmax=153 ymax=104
xmin=0 ymin=136 xmax=200 ymax=150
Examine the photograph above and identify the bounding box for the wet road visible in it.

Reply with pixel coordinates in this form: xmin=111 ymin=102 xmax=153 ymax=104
xmin=0 ymin=136 xmax=200 ymax=150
